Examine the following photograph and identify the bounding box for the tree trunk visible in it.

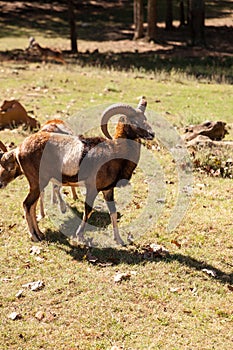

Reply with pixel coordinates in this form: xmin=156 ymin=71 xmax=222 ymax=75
xmin=179 ymin=1 xmax=185 ymax=27
xmin=147 ymin=0 xmax=156 ymax=41
xmin=187 ymin=0 xmax=190 ymax=25
xmin=133 ymin=0 xmax=144 ymax=39
xmin=68 ymin=0 xmax=78 ymax=53
xmin=165 ymin=0 xmax=173 ymax=30
xmin=188 ymin=0 xmax=205 ymax=46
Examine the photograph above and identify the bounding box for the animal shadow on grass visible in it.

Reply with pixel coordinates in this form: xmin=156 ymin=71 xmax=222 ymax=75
xmin=45 ymin=204 xmax=112 ymax=238
xmin=45 ymin=225 xmax=233 ymax=287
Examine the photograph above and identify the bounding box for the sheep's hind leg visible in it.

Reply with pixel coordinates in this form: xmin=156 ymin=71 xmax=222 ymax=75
xmin=23 ymin=188 xmax=44 ymax=242
xmin=38 ymin=190 xmax=45 ymax=220
xmin=53 ymin=184 xmax=67 ymax=214
xmin=103 ymin=189 xmax=125 ymax=246
xmin=75 ymin=188 xmax=96 ymax=244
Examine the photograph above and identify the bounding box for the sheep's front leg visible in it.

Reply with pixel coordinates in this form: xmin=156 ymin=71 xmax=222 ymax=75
xmin=51 ymin=183 xmax=57 ymax=204
xmin=103 ymin=189 xmax=125 ymax=246
xmin=52 ymin=184 xmax=66 ymax=214
xmin=23 ymin=187 xmax=44 ymax=242
xmin=75 ymin=188 xmax=96 ymax=244
xmin=38 ymin=190 xmax=45 ymax=220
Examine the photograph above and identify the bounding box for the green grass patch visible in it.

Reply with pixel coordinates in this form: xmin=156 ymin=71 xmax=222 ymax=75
xmin=0 ymin=4 xmax=233 ymax=345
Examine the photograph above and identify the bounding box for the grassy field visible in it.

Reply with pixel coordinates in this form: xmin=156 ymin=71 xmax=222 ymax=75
xmin=0 ymin=2 xmax=233 ymax=349
xmin=0 ymin=59 xmax=232 ymax=350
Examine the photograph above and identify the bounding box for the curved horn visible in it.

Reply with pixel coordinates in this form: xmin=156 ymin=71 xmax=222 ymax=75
xmin=101 ymin=103 xmax=142 ymax=139
xmin=137 ymin=96 xmax=147 ymax=112
xmin=0 ymin=141 xmax=7 ymax=153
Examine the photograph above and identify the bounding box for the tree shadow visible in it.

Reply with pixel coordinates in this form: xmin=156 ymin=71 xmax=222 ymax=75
xmin=0 ymin=0 xmax=133 ymax=40
xmin=0 ymin=1 xmax=232 ymax=82
xmin=73 ymin=46 xmax=232 ymax=83
xmin=0 ymin=0 xmax=232 ymax=41
xmin=0 ymin=42 xmax=232 ymax=84
xmin=45 ymin=229 xmax=233 ymax=287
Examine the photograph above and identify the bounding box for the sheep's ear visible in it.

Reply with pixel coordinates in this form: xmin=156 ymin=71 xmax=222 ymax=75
xmin=0 ymin=150 xmax=16 ymax=171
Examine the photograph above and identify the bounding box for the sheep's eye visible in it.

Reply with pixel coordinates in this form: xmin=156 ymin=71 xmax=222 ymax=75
xmin=131 ymin=120 xmax=139 ymax=128
xmin=134 ymin=118 xmax=145 ymax=127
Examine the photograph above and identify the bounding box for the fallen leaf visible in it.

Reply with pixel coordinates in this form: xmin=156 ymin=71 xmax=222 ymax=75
xmin=1 ymin=278 xmax=12 ymax=282
xmin=171 ymin=239 xmax=181 ymax=248
xmin=196 ymin=183 xmax=206 ymax=189
xmin=130 ymin=270 xmax=137 ymax=276
xmin=114 ymin=272 xmax=131 ymax=283
xmin=143 ymin=243 xmax=169 ymax=260
xmin=15 ymin=290 xmax=24 ymax=298
xmin=227 ymin=285 xmax=233 ymax=292
xmin=170 ymin=287 xmax=182 ymax=293
xmin=8 ymin=223 xmax=17 ymax=230
xmin=183 ymin=310 xmax=192 ymax=314
xmin=35 ymin=311 xmax=45 ymax=321
xmin=8 ymin=312 xmax=22 ymax=320
xmin=202 ymin=268 xmax=217 ymax=278
xmin=23 ymin=261 xmax=31 ymax=269
xmin=44 ymin=311 xmax=56 ymax=322
xmin=156 ymin=198 xmax=166 ymax=204
xmin=97 ymin=262 xmax=113 ymax=268
xmin=86 ymin=251 xmax=98 ymax=264
xmin=149 ymin=243 xmax=169 ymax=256
xmin=22 ymin=280 xmax=45 ymax=291
xmin=30 ymin=246 xmax=41 ymax=255
xmin=34 ymin=256 xmax=45 ymax=262
xmin=190 ymin=286 xmax=198 ymax=295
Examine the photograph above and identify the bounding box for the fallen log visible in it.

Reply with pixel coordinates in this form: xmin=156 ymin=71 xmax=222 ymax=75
xmin=186 ymin=135 xmax=233 ymax=148
xmin=183 ymin=120 xmax=228 ymax=142
xmin=0 ymin=100 xmax=40 ymax=130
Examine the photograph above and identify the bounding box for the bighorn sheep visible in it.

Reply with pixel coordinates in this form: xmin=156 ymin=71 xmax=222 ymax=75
xmin=0 ymin=97 xmax=154 ymax=245
xmin=28 ymin=37 xmax=66 ymax=64
xmin=0 ymin=120 xmax=77 ymax=220
xmin=0 ymin=100 xmax=40 ymax=130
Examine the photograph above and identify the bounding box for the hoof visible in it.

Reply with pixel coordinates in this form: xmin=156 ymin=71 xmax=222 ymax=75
xmin=60 ymin=203 xmax=67 ymax=214
xmin=114 ymin=236 xmax=126 ymax=246
xmin=75 ymin=229 xmax=88 ymax=246
xmin=76 ymin=235 xmax=87 ymax=246
xmin=30 ymin=231 xmax=44 ymax=242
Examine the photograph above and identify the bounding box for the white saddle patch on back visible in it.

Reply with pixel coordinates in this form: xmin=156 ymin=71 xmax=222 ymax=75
xmin=51 ymin=135 xmax=84 ymax=177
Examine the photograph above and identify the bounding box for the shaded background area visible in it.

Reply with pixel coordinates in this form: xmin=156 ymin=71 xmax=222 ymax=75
xmin=0 ymin=0 xmax=232 ymax=81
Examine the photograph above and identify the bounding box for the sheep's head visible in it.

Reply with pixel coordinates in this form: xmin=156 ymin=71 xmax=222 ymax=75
xmin=101 ymin=97 xmax=154 ymax=140
xmin=0 ymin=143 xmax=19 ymax=189
xmin=28 ymin=37 xmax=36 ymax=49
